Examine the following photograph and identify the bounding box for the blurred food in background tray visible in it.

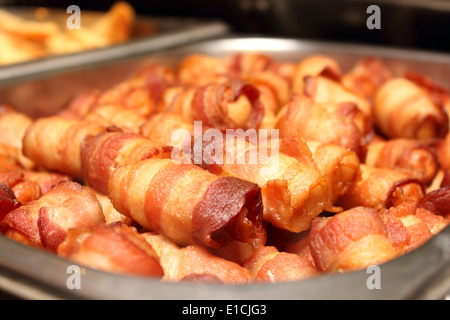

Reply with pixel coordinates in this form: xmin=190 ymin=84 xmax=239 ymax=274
xmin=0 ymin=1 xmax=155 ymax=65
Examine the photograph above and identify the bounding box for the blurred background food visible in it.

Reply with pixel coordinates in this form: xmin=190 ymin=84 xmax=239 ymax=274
xmin=1 ymin=0 xmax=449 ymax=55
xmin=0 ymin=1 xmax=154 ymax=65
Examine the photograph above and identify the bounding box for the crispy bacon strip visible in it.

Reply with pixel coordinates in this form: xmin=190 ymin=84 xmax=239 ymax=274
xmin=162 ymin=80 xmax=264 ymax=130
xmin=108 ymin=158 xmax=265 ymax=250
xmin=0 ymin=105 xmax=34 ymax=169
xmin=1 ymin=181 xmax=105 ymax=252
xmin=275 ymin=94 xmax=365 ymax=154
xmin=141 ymin=233 xmax=251 ymax=284
xmin=365 ymin=138 xmax=439 ymax=184
xmin=309 ymin=206 xmax=397 ymax=272
xmin=80 ymin=129 xmax=173 ymax=194
xmin=191 ymin=133 xmax=329 ymax=232
xmin=337 ymin=164 xmax=425 ymax=210
xmin=374 ymin=78 xmax=448 ymax=139
xmin=57 ymin=223 xmax=164 ymax=277
xmin=242 ymin=246 xmax=318 ymax=282
xmin=22 ymin=116 xmax=105 ymax=180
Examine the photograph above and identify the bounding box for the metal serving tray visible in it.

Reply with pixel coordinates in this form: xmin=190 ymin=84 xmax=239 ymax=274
xmin=0 ymin=36 xmax=449 ymax=300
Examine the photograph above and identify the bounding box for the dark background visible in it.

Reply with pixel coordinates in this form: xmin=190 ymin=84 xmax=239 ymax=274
xmin=1 ymin=0 xmax=450 ymax=53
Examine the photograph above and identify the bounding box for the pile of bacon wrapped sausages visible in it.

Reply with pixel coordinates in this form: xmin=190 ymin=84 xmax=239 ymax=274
xmin=0 ymin=52 xmax=449 ymax=284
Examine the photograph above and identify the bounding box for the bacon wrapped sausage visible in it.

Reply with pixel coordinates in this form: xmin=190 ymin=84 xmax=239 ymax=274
xmin=82 ymin=104 xmax=147 ymax=133
xmin=306 ymin=141 xmax=361 ymax=212
xmin=337 ymin=164 xmax=425 ymax=210
xmin=309 ymin=206 xmax=397 ymax=273
xmin=292 ymin=54 xmax=342 ymax=93
xmin=80 ymin=128 xmax=173 ymax=194
xmin=22 ymin=116 xmax=105 ymax=180
xmin=364 ymin=138 xmax=439 ymax=184
xmin=191 ymin=133 xmax=329 ymax=232
xmin=0 ymin=105 xmax=34 ymax=169
xmin=1 ymin=180 xmax=105 ymax=252
xmin=301 ymin=75 xmax=372 ymax=116
xmin=0 ymin=182 xmax=21 ymax=222
xmin=139 ymin=111 xmax=194 ymax=148
xmin=141 ymin=233 xmax=251 ymax=284
xmin=58 ymin=223 xmax=164 ymax=277
xmin=341 ymin=56 xmax=393 ymax=102
xmin=275 ymin=94 xmax=366 ymax=154
xmin=108 ymin=158 xmax=266 ymax=251
xmin=242 ymin=245 xmax=318 ymax=282
xmin=373 ymin=78 xmax=448 ymax=139
xmin=0 ymin=166 xmax=41 ymax=204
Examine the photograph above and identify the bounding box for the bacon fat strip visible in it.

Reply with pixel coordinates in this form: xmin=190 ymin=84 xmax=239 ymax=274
xmin=309 ymin=206 xmax=397 ymax=273
xmin=191 ymin=134 xmax=329 ymax=232
xmin=162 ymin=79 xmax=264 ymax=130
xmin=1 ymin=181 xmax=105 ymax=252
xmin=0 ymin=105 xmax=35 ymax=169
xmin=337 ymin=164 xmax=425 ymax=210
xmin=242 ymin=245 xmax=318 ymax=282
xmin=275 ymin=94 xmax=365 ymax=155
xmin=57 ymin=223 xmax=164 ymax=278
xmin=108 ymin=158 xmax=266 ymax=250
xmin=364 ymin=138 xmax=439 ymax=184
xmin=374 ymin=78 xmax=448 ymax=139
xmin=80 ymin=129 xmax=173 ymax=194
xmin=22 ymin=116 xmax=105 ymax=180
xmin=141 ymin=233 xmax=251 ymax=284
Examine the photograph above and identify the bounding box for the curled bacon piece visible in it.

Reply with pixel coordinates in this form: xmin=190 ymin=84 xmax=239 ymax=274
xmin=108 ymin=158 xmax=266 ymax=250
xmin=141 ymin=233 xmax=251 ymax=284
xmin=309 ymin=206 xmax=397 ymax=273
xmin=80 ymin=128 xmax=173 ymax=194
xmin=163 ymin=80 xmax=264 ymax=130
xmin=242 ymin=246 xmax=318 ymax=282
xmin=58 ymin=223 xmax=164 ymax=278
xmin=1 ymin=181 xmax=105 ymax=252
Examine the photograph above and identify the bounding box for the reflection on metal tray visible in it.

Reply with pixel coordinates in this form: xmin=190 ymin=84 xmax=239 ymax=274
xmin=0 ymin=36 xmax=449 ymax=300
